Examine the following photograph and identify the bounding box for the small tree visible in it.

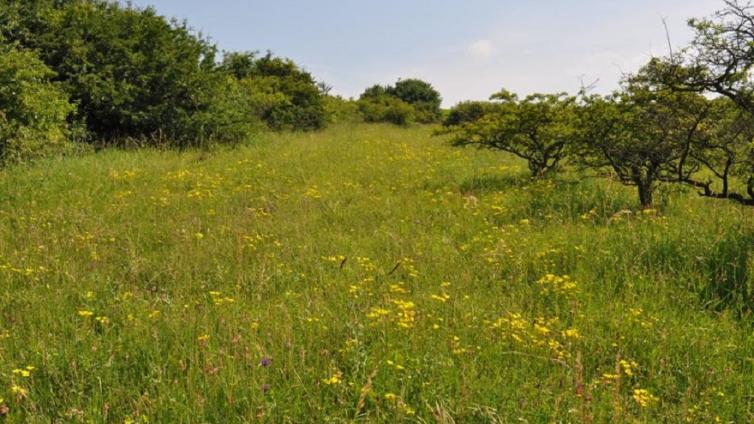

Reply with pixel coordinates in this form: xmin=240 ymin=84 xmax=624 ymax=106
xmin=684 ymin=97 xmax=754 ymax=204
xmin=448 ymin=90 xmax=578 ymax=177
xmin=642 ymin=1 xmax=754 ymax=205
xmin=578 ymin=73 xmax=712 ymax=207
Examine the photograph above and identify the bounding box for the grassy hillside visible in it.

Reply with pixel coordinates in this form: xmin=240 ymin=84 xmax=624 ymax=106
xmin=0 ymin=123 xmax=753 ymax=422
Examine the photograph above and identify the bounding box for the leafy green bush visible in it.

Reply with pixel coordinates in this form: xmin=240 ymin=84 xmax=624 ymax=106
xmin=220 ymin=52 xmax=327 ymax=131
xmin=358 ymin=95 xmax=415 ymax=126
xmin=388 ymin=78 xmax=442 ymax=123
xmin=0 ymin=46 xmax=75 ymax=164
xmin=443 ymin=101 xmax=499 ymax=127
xmin=323 ymin=95 xmax=360 ymax=125
xmin=358 ymin=79 xmax=442 ymax=125
xmin=1 ymin=0 xmax=252 ymax=146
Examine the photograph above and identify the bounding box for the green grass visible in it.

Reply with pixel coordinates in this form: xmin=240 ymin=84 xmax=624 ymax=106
xmin=1 ymin=123 xmax=753 ymax=422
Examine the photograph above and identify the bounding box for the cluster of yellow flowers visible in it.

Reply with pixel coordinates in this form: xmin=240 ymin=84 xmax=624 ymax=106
xmin=490 ymin=313 xmax=579 ymax=360
xmin=322 ymin=370 xmax=342 ymax=385
xmin=537 ymin=274 xmax=577 ymax=294
xmin=632 ymin=388 xmax=659 ymax=407
xmin=209 ymin=291 xmax=235 ymax=306
xmin=304 ymin=186 xmax=322 ymax=199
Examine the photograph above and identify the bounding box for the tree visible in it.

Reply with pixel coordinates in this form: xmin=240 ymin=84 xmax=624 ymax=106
xmin=642 ymin=1 xmax=754 ymax=205
xmin=658 ymin=1 xmax=754 ymax=112
xmin=357 ymin=79 xmax=442 ymax=125
xmin=578 ymin=71 xmax=712 ymax=207
xmin=387 ymin=78 xmax=442 ymax=123
xmin=448 ymin=90 xmax=578 ymax=177
xmin=682 ymin=97 xmax=754 ymax=204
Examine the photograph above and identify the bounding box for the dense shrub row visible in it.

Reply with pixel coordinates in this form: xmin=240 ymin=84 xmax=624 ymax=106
xmin=0 ymin=0 xmax=328 ymax=163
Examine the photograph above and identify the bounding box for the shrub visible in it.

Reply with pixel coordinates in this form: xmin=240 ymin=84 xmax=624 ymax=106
xmin=358 ymin=95 xmax=415 ymax=126
xmin=323 ymin=95 xmax=360 ymax=125
xmin=443 ymin=101 xmax=499 ymax=127
xmin=388 ymin=78 xmax=442 ymax=122
xmin=1 ymin=0 xmax=251 ymax=146
xmin=358 ymin=78 xmax=442 ymax=125
xmin=220 ymin=52 xmax=327 ymax=131
xmin=0 ymin=46 xmax=75 ymax=164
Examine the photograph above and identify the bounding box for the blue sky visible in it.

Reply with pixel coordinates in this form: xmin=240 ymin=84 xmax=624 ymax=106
xmin=130 ymin=0 xmax=721 ymax=106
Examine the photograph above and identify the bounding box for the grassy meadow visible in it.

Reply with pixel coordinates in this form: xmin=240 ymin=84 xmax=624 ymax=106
xmin=1 ymin=123 xmax=754 ymax=422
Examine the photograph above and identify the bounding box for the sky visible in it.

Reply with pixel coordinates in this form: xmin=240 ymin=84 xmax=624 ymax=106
xmin=129 ymin=0 xmax=722 ymax=107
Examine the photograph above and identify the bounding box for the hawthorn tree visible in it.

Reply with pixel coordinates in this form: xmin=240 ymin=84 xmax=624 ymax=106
xmin=645 ymin=1 xmax=754 ymax=205
xmin=448 ymin=90 xmax=578 ymax=177
xmin=578 ymin=70 xmax=712 ymax=207
xmin=684 ymin=98 xmax=754 ymax=203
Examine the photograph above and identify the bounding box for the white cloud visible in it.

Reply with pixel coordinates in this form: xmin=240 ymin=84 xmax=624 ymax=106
xmin=467 ymin=39 xmax=495 ymax=59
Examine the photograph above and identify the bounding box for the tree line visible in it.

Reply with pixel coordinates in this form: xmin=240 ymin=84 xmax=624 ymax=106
xmin=442 ymin=1 xmax=754 ymax=208
xmin=0 ymin=0 xmax=334 ymax=164
xmin=0 ymin=0 xmax=450 ymax=166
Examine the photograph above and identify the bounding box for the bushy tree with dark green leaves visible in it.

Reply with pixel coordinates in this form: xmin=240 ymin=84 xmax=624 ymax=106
xmin=447 ymin=90 xmax=578 ymax=177
xmin=0 ymin=45 xmax=76 ymax=164
xmin=219 ymin=51 xmax=327 ymax=131
xmin=388 ymin=78 xmax=442 ymax=123
xmin=358 ymin=78 xmax=442 ymax=125
xmin=0 ymin=0 xmax=252 ymax=146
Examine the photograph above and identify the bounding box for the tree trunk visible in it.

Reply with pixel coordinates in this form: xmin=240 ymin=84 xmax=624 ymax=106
xmin=638 ymin=181 xmax=653 ymax=208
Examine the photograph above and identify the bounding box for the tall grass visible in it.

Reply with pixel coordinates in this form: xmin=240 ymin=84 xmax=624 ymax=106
xmin=0 ymin=123 xmax=752 ymax=422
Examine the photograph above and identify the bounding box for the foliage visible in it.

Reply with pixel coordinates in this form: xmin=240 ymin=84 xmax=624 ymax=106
xmin=577 ymin=69 xmax=712 ymax=207
xmin=358 ymin=94 xmax=415 ymax=126
xmin=447 ymin=89 xmax=578 ymax=177
xmin=0 ymin=46 xmax=75 ymax=164
xmin=219 ymin=51 xmax=328 ymax=131
xmin=682 ymin=97 xmax=754 ymax=204
xmin=358 ymin=78 xmax=442 ymax=125
xmin=656 ymin=1 xmax=754 ymax=112
xmin=388 ymin=78 xmax=442 ymax=123
xmin=442 ymin=100 xmax=499 ymax=127
xmin=0 ymin=0 xmax=252 ymax=147
xmin=638 ymin=1 xmax=754 ymax=205
xmin=323 ymin=95 xmax=361 ymax=125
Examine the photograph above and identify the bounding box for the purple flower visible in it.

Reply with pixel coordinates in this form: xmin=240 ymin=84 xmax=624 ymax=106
xmin=260 ymin=357 xmax=272 ymax=367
